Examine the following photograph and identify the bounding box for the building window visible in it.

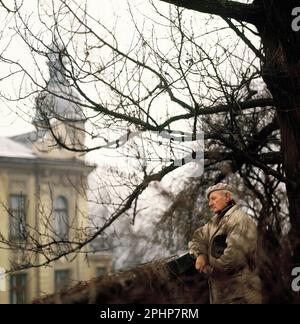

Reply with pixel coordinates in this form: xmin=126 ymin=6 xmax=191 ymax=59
xmin=9 ymin=195 xmax=26 ymax=240
xmin=55 ymin=269 xmax=71 ymax=292
xmin=96 ymin=267 xmax=107 ymax=277
xmin=54 ymin=196 xmax=68 ymax=240
xmin=10 ymin=273 xmax=27 ymax=304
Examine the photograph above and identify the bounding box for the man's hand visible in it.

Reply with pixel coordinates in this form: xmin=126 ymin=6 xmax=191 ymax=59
xmin=195 ymin=254 xmax=207 ymax=273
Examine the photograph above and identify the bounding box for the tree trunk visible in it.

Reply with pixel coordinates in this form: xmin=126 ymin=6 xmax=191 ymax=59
xmin=256 ymin=1 xmax=300 ymax=266
xmin=263 ymin=64 xmax=300 ymax=264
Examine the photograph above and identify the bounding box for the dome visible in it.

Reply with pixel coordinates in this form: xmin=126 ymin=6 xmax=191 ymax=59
xmin=33 ymin=44 xmax=85 ymax=126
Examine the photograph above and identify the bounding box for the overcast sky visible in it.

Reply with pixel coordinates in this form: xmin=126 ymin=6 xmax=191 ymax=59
xmin=0 ymin=0 xmax=194 ymax=170
xmin=0 ymin=0 xmax=254 ymax=139
xmin=0 ymin=0 xmax=148 ymax=137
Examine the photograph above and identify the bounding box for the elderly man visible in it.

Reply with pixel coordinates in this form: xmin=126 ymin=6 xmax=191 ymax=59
xmin=188 ymin=183 xmax=262 ymax=304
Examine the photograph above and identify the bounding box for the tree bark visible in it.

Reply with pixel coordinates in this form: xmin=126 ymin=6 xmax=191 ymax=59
xmin=255 ymin=0 xmax=300 ymax=265
xmin=159 ymin=0 xmax=263 ymax=24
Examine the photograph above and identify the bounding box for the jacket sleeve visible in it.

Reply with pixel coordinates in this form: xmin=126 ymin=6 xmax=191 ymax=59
xmin=188 ymin=223 xmax=210 ymax=258
xmin=210 ymin=212 xmax=257 ymax=274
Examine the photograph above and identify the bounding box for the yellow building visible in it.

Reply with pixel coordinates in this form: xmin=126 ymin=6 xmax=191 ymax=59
xmin=0 ymin=49 xmax=113 ymax=304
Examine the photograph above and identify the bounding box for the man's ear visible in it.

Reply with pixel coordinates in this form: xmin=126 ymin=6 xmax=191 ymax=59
xmin=225 ymin=192 xmax=231 ymax=202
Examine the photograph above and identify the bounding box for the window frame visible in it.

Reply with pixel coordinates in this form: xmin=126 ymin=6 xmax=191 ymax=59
xmin=9 ymin=194 xmax=27 ymax=241
xmin=9 ymin=273 xmax=27 ymax=304
xmin=54 ymin=269 xmax=71 ymax=292
xmin=53 ymin=196 xmax=69 ymax=240
xmin=96 ymin=266 xmax=107 ymax=277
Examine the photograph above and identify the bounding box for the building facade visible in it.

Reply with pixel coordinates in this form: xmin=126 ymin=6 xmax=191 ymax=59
xmin=0 ymin=48 xmax=112 ymax=304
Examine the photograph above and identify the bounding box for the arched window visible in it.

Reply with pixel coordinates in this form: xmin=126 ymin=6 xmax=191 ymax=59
xmin=54 ymin=196 xmax=68 ymax=240
xmin=9 ymin=195 xmax=26 ymax=240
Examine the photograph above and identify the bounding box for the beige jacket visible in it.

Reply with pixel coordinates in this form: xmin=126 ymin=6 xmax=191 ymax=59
xmin=188 ymin=204 xmax=262 ymax=304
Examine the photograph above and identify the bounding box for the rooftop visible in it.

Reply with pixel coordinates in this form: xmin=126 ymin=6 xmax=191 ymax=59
xmin=0 ymin=136 xmax=36 ymax=159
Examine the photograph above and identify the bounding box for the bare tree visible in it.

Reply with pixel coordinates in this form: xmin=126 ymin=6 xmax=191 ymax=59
xmin=157 ymin=0 xmax=300 ymax=270
xmin=0 ymin=0 xmax=294 ymax=303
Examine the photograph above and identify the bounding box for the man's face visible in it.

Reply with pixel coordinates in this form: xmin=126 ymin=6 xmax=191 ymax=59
xmin=208 ymin=191 xmax=231 ymax=213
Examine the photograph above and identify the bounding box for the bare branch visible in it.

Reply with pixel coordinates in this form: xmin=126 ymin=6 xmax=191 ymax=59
xmin=0 ymin=0 xmax=21 ymax=13
xmin=158 ymin=0 xmax=263 ymax=25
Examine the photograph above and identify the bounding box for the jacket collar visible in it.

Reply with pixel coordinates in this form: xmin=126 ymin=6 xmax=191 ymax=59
xmin=217 ymin=200 xmax=238 ymax=219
